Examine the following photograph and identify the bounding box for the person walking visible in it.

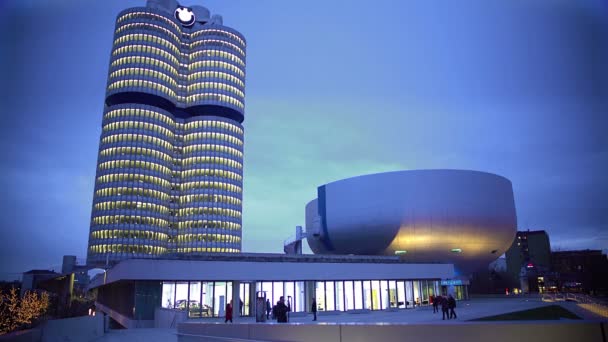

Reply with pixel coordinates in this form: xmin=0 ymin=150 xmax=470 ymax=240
xmin=448 ymin=294 xmax=457 ymax=319
xmin=274 ymin=296 xmax=290 ymax=323
xmin=311 ymin=298 xmax=317 ymax=321
xmin=225 ymin=300 xmax=233 ymax=323
xmin=432 ymin=295 xmax=441 ymax=313
xmin=266 ymin=299 xmax=271 ymax=319
xmin=441 ymin=296 xmax=449 ymax=320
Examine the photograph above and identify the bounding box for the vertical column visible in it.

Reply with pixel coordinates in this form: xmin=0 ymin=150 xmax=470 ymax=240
xmin=231 ymin=281 xmax=240 ymax=321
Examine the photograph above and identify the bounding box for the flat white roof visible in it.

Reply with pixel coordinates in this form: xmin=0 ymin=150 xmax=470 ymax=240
xmin=90 ymin=255 xmax=455 ymax=289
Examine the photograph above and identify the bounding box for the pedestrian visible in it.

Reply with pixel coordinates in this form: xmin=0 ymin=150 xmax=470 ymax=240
xmin=274 ymin=296 xmax=290 ymax=323
xmin=266 ymin=298 xmax=271 ymax=319
xmin=448 ymin=294 xmax=457 ymax=319
xmin=311 ymin=298 xmax=317 ymax=321
xmin=441 ymin=296 xmax=449 ymax=320
xmin=225 ymin=300 xmax=233 ymax=323
xmin=433 ymin=295 xmax=441 ymax=313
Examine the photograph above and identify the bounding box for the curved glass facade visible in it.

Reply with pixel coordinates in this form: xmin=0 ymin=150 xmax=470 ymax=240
xmin=88 ymin=2 xmax=246 ymax=266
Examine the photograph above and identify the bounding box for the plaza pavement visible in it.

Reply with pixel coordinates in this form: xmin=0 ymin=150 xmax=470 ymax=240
xmin=94 ymin=296 xmax=600 ymax=342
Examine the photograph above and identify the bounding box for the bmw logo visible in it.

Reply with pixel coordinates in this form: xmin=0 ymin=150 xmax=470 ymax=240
xmin=175 ymin=6 xmax=195 ymax=26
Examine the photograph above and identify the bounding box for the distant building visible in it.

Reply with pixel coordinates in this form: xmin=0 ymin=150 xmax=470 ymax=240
xmin=20 ymin=270 xmax=60 ymax=297
xmin=61 ymin=256 xmax=90 ymax=292
xmin=489 ymin=258 xmax=507 ymax=273
xmin=552 ymin=249 xmax=608 ymax=295
xmin=505 ymin=230 xmax=551 ymax=291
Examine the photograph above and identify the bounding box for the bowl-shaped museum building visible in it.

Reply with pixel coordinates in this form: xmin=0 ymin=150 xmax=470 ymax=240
xmin=306 ymin=170 xmax=518 ymax=273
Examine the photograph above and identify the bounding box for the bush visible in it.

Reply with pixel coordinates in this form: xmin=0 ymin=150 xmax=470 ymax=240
xmin=0 ymin=288 xmax=49 ymax=335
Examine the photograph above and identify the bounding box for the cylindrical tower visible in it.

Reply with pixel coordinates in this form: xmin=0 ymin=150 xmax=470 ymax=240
xmin=88 ymin=1 xmax=245 ymax=266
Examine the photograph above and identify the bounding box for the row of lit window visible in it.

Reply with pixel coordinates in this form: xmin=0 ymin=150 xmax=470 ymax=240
xmin=183 ymin=120 xmax=243 ymax=135
xmin=180 ymin=169 xmax=242 ymax=182
xmin=101 ymin=133 xmax=172 ymax=151
xmin=116 ymin=22 xmax=180 ymax=44
xmin=189 ymin=60 xmax=244 ymax=77
xmin=191 ymin=39 xmax=245 ymax=57
xmin=90 ymin=229 xmax=169 ymax=241
xmin=110 ymin=66 xmax=178 ymax=87
xmin=177 ymin=220 xmax=241 ymax=230
xmin=180 ymin=194 xmax=241 ymax=205
xmin=183 ymin=144 xmax=242 ymax=158
xmin=94 ymin=201 xmax=170 ymax=215
xmin=188 ymin=71 xmax=244 ymax=88
xmin=107 ymin=81 xmax=243 ymax=111
xmin=95 ymin=186 xmax=170 ymax=201
xmin=178 ymin=207 xmax=241 ymax=218
xmin=176 ymin=233 xmax=240 ymax=244
xmin=188 ymin=81 xmax=244 ymax=98
xmin=104 ymin=108 xmax=174 ymax=127
xmin=174 ymin=247 xmax=239 ymax=253
xmin=185 ymin=93 xmax=244 ymax=109
xmin=189 ymin=50 xmax=244 ymax=67
xmin=92 ymin=215 xmax=169 ymax=227
xmin=108 ymin=68 xmax=246 ymax=101
xmin=89 ymin=244 xmax=167 ymax=254
xmin=97 ymin=173 xmax=171 ymax=188
xmin=184 ymin=131 xmax=243 ymax=146
xmin=113 ymin=33 xmax=244 ymax=70
xmin=98 ymin=154 xmax=243 ymax=175
xmin=98 ymin=160 xmax=172 ymax=176
xmin=191 ymin=29 xmax=246 ymax=48
xmin=103 ymin=120 xmax=175 ymax=139
xmin=181 ymin=156 xmax=242 ymax=169
xmin=180 ymin=181 xmax=242 ymax=193
xmin=117 ymin=12 xmax=182 ymax=33
xmin=113 ymin=45 xmax=179 ymax=66
xmin=114 ymin=33 xmax=180 ymax=56
xmin=115 ymin=13 xmax=246 ymax=50
xmin=111 ymin=55 xmax=178 ymax=76
xmin=100 ymin=146 xmax=173 ymax=164
xmin=108 ymin=79 xmax=176 ymax=98
xmin=103 ymin=112 xmax=243 ymax=137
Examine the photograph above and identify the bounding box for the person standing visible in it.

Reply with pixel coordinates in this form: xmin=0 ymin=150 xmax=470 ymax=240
xmin=225 ymin=300 xmax=233 ymax=323
xmin=448 ymin=294 xmax=457 ymax=319
xmin=311 ymin=298 xmax=317 ymax=321
xmin=266 ymin=299 xmax=271 ymax=319
xmin=275 ymin=296 xmax=290 ymax=323
xmin=441 ymin=296 xmax=449 ymax=320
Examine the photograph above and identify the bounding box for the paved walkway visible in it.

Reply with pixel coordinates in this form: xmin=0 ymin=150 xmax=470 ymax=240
xmin=191 ymin=296 xmax=554 ymax=324
xmin=93 ymin=328 xmax=177 ymax=342
xmin=94 ymin=296 xmax=604 ymax=342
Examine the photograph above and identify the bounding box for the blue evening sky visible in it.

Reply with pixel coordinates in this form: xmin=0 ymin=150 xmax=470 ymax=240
xmin=0 ymin=0 xmax=607 ymax=279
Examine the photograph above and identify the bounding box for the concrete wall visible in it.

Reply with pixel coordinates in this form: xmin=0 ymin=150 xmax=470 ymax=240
xmin=155 ymin=307 xmax=188 ymax=328
xmin=96 ymin=302 xmax=154 ymax=329
xmin=178 ymin=321 xmax=608 ymax=342
xmin=39 ymin=315 xmax=103 ymax=342
xmin=0 ymin=329 xmax=41 ymax=342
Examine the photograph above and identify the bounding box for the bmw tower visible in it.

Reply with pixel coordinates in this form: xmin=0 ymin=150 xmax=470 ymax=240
xmin=87 ymin=0 xmax=246 ymax=266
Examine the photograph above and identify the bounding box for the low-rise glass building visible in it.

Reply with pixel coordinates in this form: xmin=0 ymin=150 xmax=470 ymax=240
xmin=90 ymin=254 xmax=464 ymax=327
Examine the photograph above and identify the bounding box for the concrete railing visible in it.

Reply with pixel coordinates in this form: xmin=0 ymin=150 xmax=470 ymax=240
xmin=155 ymin=307 xmax=188 ymax=328
xmin=178 ymin=321 xmax=608 ymax=342
xmin=0 ymin=329 xmax=41 ymax=342
xmin=40 ymin=315 xmax=104 ymax=342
